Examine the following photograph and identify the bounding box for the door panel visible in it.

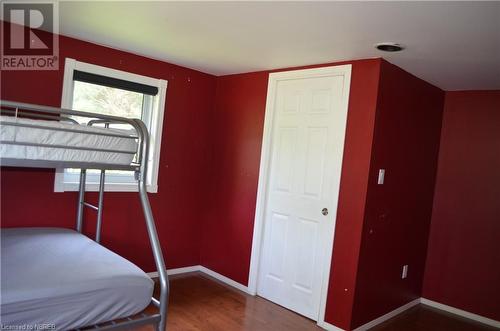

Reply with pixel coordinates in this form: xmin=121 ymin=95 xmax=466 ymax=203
xmin=303 ymin=127 xmax=328 ymax=198
xmin=274 ymin=128 xmax=298 ymax=193
xmin=267 ymin=212 xmax=289 ymax=281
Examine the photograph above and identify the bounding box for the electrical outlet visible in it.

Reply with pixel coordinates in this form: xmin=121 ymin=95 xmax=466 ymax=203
xmin=402 ymin=265 xmax=408 ymax=279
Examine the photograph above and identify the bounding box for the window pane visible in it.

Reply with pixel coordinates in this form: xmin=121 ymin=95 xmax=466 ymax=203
xmin=73 ymin=81 xmax=143 ymax=117
xmin=66 ymin=80 xmax=146 ymax=181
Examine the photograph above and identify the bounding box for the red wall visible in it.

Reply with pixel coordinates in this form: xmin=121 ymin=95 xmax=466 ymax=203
xmin=1 ymin=34 xmax=216 ymax=272
xmin=321 ymin=60 xmax=381 ymax=329
xmin=350 ymin=61 xmax=445 ymax=328
xmin=423 ymin=91 xmax=500 ymax=321
xmin=200 ymin=59 xmax=383 ymax=330
xmin=200 ymin=71 xmax=269 ymax=284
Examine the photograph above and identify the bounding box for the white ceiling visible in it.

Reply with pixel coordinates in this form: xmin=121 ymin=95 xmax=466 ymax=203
xmin=57 ymin=1 xmax=500 ymax=90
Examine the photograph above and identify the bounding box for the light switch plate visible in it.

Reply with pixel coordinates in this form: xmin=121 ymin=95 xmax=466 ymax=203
xmin=402 ymin=265 xmax=408 ymax=279
xmin=378 ymin=169 xmax=385 ymax=185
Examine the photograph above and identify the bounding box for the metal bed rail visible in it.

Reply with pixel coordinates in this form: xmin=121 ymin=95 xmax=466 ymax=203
xmin=0 ymin=100 xmax=169 ymax=331
xmin=0 ymin=101 xmax=142 ymax=168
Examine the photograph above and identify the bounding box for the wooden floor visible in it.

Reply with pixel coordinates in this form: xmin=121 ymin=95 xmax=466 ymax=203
xmin=139 ymin=272 xmax=496 ymax=331
xmin=141 ymin=272 xmax=322 ymax=331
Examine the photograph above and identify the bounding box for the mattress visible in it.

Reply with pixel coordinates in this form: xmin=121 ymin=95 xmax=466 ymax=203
xmin=0 ymin=116 xmax=137 ymax=166
xmin=0 ymin=227 xmax=154 ymax=330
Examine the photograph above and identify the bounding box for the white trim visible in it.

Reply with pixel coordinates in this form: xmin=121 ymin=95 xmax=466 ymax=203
xmin=198 ymin=266 xmax=252 ymax=294
xmin=247 ymin=64 xmax=352 ymax=328
xmin=54 ymin=57 xmax=77 ymax=193
xmin=316 ymin=320 xmax=345 ymax=331
xmin=147 ymin=79 xmax=167 ymax=193
xmin=56 ymin=182 xmax=158 ymax=193
xmin=352 ymin=299 xmax=420 ymax=331
xmin=147 ymin=265 xmax=252 ymax=294
xmin=54 ymin=57 xmax=167 ymax=193
xmin=421 ymin=298 xmax=500 ymax=328
xmin=147 ymin=266 xmax=200 ymax=278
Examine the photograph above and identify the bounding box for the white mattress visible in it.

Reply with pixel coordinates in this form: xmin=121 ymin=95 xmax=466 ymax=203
xmin=0 ymin=227 xmax=154 ymax=330
xmin=0 ymin=116 xmax=137 ymax=166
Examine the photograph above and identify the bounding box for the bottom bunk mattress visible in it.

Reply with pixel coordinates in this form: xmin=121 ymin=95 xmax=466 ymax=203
xmin=0 ymin=227 xmax=154 ymax=330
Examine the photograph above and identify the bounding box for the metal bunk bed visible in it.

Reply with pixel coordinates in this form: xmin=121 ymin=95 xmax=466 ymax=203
xmin=0 ymin=100 xmax=169 ymax=331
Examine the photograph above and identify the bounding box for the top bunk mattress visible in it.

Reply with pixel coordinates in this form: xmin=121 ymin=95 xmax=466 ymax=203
xmin=0 ymin=116 xmax=138 ymax=167
xmin=0 ymin=227 xmax=154 ymax=330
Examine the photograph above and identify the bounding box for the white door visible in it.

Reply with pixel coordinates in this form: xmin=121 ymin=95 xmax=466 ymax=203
xmin=257 ymin=68 xmax=350 ymax=320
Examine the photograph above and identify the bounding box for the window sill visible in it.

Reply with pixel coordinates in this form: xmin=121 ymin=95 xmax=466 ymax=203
xmin=54 ymin=182 xmax=158 ymax=193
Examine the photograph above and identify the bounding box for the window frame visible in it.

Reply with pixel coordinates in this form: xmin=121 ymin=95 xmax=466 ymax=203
xmin=54 ymin=58 xmax=167 ymax=193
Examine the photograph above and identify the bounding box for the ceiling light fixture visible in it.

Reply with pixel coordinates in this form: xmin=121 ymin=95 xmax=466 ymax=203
xmin=375 ymin=42 xmax=405 ymax=52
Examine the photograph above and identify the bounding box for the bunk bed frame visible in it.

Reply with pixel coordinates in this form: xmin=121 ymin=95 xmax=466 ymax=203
xmin=0 ymin=100 xmax=169 ymax=331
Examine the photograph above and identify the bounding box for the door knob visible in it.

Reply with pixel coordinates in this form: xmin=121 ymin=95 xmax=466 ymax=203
xmin=322 ymin=208 xmax=329 ymax=216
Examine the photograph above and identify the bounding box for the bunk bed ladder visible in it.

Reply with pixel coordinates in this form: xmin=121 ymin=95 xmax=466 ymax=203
xmin=76 ymin=169 xmax=106 ymax=244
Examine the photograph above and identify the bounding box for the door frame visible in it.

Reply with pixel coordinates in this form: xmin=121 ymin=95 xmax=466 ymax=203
xmin=247 ymin=65 xmax=352 ymax=326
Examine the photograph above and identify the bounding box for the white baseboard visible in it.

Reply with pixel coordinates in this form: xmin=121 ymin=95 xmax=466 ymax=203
xmin=316 ymin=299 xmax=420 ymax=331
xmin=198 ymin=266 xmax=252 ymax=294
xmin=317 ymin=320 xmax=345 ymax=331
xmin=147 ymin=265 xmax=251 ymax=294
xmin=147 ymin=265 xmax=200 ymax=278
xmin=421 ymin=298 xmax=500 ymax=328
xmin=352 ymin=298 xmax=421 ymax=331
xmin=317 ymin=296 xmax=500 ymax=331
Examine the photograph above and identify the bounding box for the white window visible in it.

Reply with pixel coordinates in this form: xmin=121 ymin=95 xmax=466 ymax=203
xmin=54 ymin=58 xmax=167 ymax=193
